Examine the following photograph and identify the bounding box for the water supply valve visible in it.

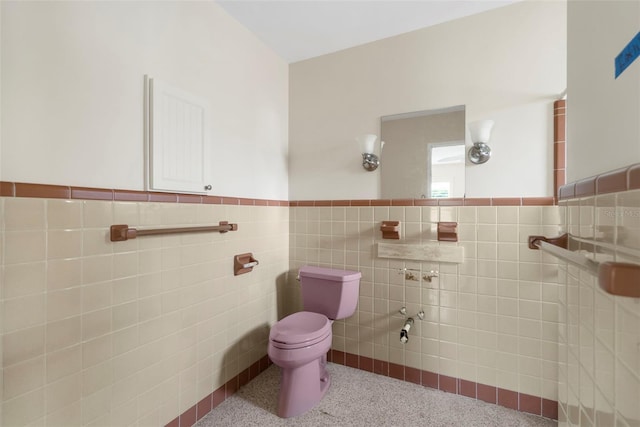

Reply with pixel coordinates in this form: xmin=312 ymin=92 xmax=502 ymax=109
xmin=400 ymin=317 xmax=414 ymax=343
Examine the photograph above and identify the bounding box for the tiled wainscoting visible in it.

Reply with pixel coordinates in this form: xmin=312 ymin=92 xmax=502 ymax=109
xmin=0 ymin=192 xmax=289 ymax=426
xmin=287 ymin=203 xmax=564 ymax=419
xmin=0 ymin=182 xmax=568 ymax=426
xmin=556 ymin=165 xmax=640 ymax=427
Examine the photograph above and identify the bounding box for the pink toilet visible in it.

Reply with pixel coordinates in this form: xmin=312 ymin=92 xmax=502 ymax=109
xmin=268 ymin=266 xmax=361 ymax=418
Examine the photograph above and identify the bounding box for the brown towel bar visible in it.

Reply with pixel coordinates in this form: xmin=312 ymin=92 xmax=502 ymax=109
xmin=529 ymin=233 xmax=640 ymax=298
xmin=110 ymin=221 xmax=238 ymax=242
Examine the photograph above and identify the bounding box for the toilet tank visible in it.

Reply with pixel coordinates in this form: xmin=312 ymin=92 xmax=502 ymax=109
xmin=298 ymin=266 xmax=361 ymax=320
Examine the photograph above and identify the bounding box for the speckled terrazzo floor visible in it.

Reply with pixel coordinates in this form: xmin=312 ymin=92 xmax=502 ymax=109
xmin=195 ymin=363 xmax=557 ymax=427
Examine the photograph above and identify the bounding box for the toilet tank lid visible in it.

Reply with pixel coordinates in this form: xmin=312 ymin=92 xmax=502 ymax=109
xmin=299 ymin=266 xmax=361 ymax=282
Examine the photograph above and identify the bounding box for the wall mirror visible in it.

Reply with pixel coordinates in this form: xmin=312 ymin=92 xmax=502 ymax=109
xmin=380 ymin=105 xmax=465 ymax=199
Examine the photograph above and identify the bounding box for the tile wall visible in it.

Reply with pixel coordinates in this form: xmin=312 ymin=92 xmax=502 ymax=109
xmin=0 ymin=196 xmax=289 ymax=426
xmin=287 ymin=203 xmax=563 ymax=413
xmin=557 ymin=189 xmax=640 ymax=426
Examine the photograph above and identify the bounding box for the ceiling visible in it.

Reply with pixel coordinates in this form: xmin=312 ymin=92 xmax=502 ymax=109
xmin=217 ymin=0 xmax=520 ymax=63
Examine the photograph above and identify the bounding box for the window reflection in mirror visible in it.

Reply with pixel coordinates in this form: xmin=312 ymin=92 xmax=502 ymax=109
xmin=380 ymin=106 xmax=465 ymax=199
xmin=429 ymin=143 xmax=465 ymax=198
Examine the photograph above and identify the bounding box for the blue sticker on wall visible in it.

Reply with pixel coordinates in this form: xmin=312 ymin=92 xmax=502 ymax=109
xmin=615 ymin=31 xmax=640 ymax=79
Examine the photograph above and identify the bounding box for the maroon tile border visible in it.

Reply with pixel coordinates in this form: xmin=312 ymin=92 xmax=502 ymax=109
xmin=405 ymin=366 xmax=421 ymax=385
xmin=373 ymin=359 xmax=389 ymax=377
xmin=360 ymin=356 xmax=374 ymax=373
xmin=492 ymin=198 xmax=522 ymax=206
xmin=327 ymin=351 xmax=558 ymax=420
xmin=212 ymin=385 xmax=225 ymax=409
xmin=71 ymin=186 xmax=114 ymax=200
xmin=422 ymin=370 xmax=439 ymax=389
xmin=575 ymin=177 xmax=596 ymax=198
xmin=289 ymin=197 xmax=554 ymax=207
xmin=553 ymin=99 xmax=566 ymax=197
xmin=178 ymin=194 xmax=203 ymax=204
xmin=15 ymin=183 xmax=70 ymax=199
xmin=149 ymin=192 xmax=178 ymax=203
xmin=196 ymin=394 xmax=212 ymax=422
xmin=0 ymin=181 xmax=561 ymax=207
xmin=597 ymin=167 xmax=628 ymax=195
xmin=464 ymin=198 xmax=491 ymax=206
xmin=225 ymin=377 xmax=239 ymax=397
xmin=630 ymin=164 xmax=640 ymax=189
xmin=437 ymin=198 xmax=465 ymax=206
xmin=172 ymin=350 xmax=558 ymax=425
xmin=459 ymin=379 xmax=477 ymax=398
xmin=391 ymin=199 xmax=415 ymax=206
xmin=542 ymin=398 xmax=559 ymax=420
xmin=558 ymin=162 xmax=640 ymax=200
xmin=179 ymin=405 xmax=196 ymax=427
xmin=477 ymin=384 xmax=497 ymax=404
xmin=1 ymin=181 xmax=15 ymax=197
xmin=522 ymin=197 xmax=555 ymax=206
xmin=0 ymin=181 xmax=290 ymax=206
xmin=439 ymin=374 xmax=458 ymax=393
xmin=114 ymin=189 xmax=149 ymax=202
xmin=558 ymin=183 xmax=575 ymax=200
xmin=165 ymin=355 xmax=271 ymax=427
xmin=498 ymin=388 xmax=519 ymax=410
xmin=345 ymin=352 xmax=359 ymax=369
xmin=520 ymin=393 xmax=542 ymax=415
xmin=388 ymin=362 xmax=404 ymax=380
xmin=414 ymin=199 xmax=439 ymax=206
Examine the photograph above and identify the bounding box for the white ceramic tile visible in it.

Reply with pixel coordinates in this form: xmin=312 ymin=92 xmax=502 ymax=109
xmin=477 ymin=207 xmax=497 ymax=224
xmin=3 ymin=356 xmax=44 ymax=399
xmin=4 ymin=231 xmax=46 ymax=264
xmin=497 ymin=206 xmax=518 ymax=224
xmin=3 ymin=262 xmax=46 ymax=299
xmin=4 ymin=198 xmax=46 ymax=231
xmin=421 ymin=206 xmax=439 ymax=223
xmin=439 ymin=207 xmax=457 ymax=222
xmin=477 ymin=242 xmax=497 ymax=260
xmin=519 ymin=206 xmax=542 ymax=225
xmin=497 ymin=261 xmax=518 ymax=280
xmin=3 ymin=294 xmax=46 ymax=333
xmin=458 ymin=207 xmax=477 ymax=224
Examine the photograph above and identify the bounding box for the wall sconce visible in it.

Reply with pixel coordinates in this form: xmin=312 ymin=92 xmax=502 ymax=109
xmin=357 ymin=134 xmax=380 ymax=171
xmin=467 ymin=119 xmax=494 ymax=164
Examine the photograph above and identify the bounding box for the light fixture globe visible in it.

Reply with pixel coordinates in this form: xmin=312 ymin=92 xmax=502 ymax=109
xmin=467 ymin=120 xmax=494 ymax=165
xmin=362 ymin=152 xmax=380 ymax=171
xmin=357 ymin=134 xmax=380 ymax=171
xmin=468 ymin=142 xmax=491 ymax=164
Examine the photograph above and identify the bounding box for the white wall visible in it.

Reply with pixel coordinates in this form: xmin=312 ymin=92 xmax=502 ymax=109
xmin=289 ymin=0 xmax=566 ymax=200
xmin=567 ymin=0 xmax=640 ymax=182
xmin=1 ymin=1 xmax=289 ymax=199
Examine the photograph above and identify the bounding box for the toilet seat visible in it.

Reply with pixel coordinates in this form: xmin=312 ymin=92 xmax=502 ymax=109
xmin=269 ymin=312 xmax=331 ymax=350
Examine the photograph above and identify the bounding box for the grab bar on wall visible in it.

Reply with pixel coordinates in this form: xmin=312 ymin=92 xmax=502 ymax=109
xmin=110 ymin=221 xmax=238 ymax=242
xmin=528 ymin=233 xmax=640 ymax=298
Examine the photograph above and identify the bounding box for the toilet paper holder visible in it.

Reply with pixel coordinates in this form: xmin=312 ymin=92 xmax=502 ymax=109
xmin=234 ymin=253 xmax=259 ymax=276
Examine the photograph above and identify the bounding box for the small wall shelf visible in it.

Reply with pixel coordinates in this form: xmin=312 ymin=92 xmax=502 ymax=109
xmin=380 ymin=221 xmax=400 ymax=239
xmin=377 ymin=242 xmax=464 ymax=264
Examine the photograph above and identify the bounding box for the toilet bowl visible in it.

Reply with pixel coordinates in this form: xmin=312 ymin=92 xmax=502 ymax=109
xmin=268 ymin=266 xmax=361 ymax=418
xmin=268 ymin=312 xmax=332 ymax=418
